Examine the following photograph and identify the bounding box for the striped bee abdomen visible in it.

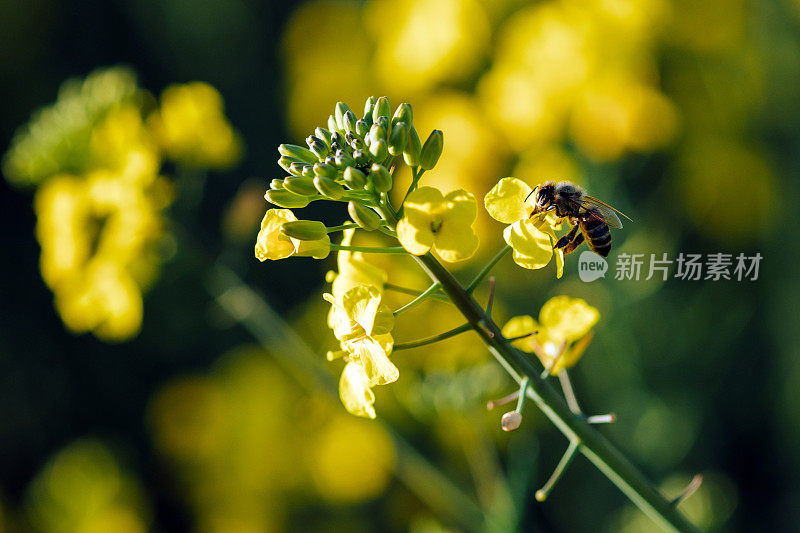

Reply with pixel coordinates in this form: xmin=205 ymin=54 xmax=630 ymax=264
xmin=580 ymin=209 xmax=612 ymax=257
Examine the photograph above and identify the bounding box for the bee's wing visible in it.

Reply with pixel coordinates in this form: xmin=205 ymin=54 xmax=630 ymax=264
xmin=565 ymin=196 xmax=624 ymax=228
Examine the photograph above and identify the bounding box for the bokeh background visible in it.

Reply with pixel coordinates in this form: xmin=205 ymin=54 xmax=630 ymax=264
xmin=1 ymin=0 xmax=800 ymax=531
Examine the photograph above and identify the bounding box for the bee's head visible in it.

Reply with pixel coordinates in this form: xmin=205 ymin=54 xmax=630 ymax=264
xmin=530 ymin=181 xmax=556 ymax=212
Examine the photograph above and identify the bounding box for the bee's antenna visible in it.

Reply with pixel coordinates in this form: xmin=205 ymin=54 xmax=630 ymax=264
xmin=524 ymin=187 xmax=537 ymax=203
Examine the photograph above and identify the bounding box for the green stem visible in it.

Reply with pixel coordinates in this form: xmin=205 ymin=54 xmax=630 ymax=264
xmin=385 ymin=283 xmax=449 ymax=302
xmin=535 ymin=440 xmax=580 ymax=501
xmin=411 ymin=252 xmax=699 ymax=533
xmin=327 ymin=223 xmax=360 ymax=233
xmin=466 ymin=245 xmax=511 ymax=293
xmin=394 ymin=282 xmax=441 ymax=316
xmin=393 ymin=323 xmax=471 ymax=351
xmin=329 ymin=244 xmax=407 ymax=254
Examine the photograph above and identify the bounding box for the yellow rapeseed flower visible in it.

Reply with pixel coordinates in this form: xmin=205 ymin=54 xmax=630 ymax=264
xmin=502 ymin=295 xmax=599 ymax=374
xmin=148 ymin=82 xmax=241 ymax=168
xmin=324 ymin=285 xmax=397 ymax=387
xmin=254 ymin=209 xmax=330 ymax=261
xmin=484 ymin=177 xmax=564 ymax=276
xmin=396 ymin=186 xmax=479 ymax=262
xmin=339 ymin=362 xmax=377 ymax=419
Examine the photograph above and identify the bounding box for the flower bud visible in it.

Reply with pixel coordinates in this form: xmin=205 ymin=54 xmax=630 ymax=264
xmin=313 ymin=162 xmax=338 ymax=179
xmin=388 ymin=121 xmax=408 ymax=156
xmin=376 ymin=115 xmax=389 ymax=130
xmin=315 ymin=127 xmax=332 ymax=145
xmin=372 ymin=96 xmax=390 ymax=123
xmin=335 ymin=102 xmax=352 ymax=131
xmin=279 ymin=156 xmax=303 ymax=174
xmin=270 ymin=178 xmax=284 ymax=189
xmin=501 ymin=411 xmax=522 ymax=431
xmin=348 ymin=201 xmax=381 ymax=230
xmin=327 ymin=115 xmax=338 ymax=133
xmin=344 ymin=166 xmax=367 ymax=189
xmin=283 ymin=176 xmax=318 ymax=196
xmin=369 ymin=123 xmax=387 ymax=143
xmin=307 ymin=136 xmax=329 ymax=159
xmin=325 ymin=154 xmax=337 ymax=166
xmin=313 ymin=176 xmax=344 ymax=199
xmin=331 ymin=131 xmax=344 ymax=145
xmin=280 ymin=220 xmax=327 ymax=241
xmin=369 ymin=138 xmax=388 ymax=162
xmin=364 ymin=96 xmax=377 ymax=118
xmin=289 ymin=162 xmax=306 ymax=176
xmin=352 ymin=150 xmax=369 ymax=166
xmin=392 ymin=103 xmax=413 ymax=127
xmin=350 ymin=137 xmax=365 ymax=151
xmin=404 ymin=124 xmax=422 ymax=166
xmin=355 ymin=119 xmax=369 ymax=137
xmin=343 ymin=110 xmax=358 ymax=134
xmin=369 ymin=164 xmax=392 ymax=193
xmin=265 ymin=189 xmax=310 ymax=208
xmin=420 ymin=129 xmax=443 ymax=170
xmin=279 ymin=143 xmax=317 ymax=163
xmin=335 ymin=150 xmax=355 ymax=169
xmin=301 ymin=164 xmax=314 ymax=178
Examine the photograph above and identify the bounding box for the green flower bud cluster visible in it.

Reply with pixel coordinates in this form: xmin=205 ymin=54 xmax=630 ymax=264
xmin=265 ymin=97 xmax=445 ymax=232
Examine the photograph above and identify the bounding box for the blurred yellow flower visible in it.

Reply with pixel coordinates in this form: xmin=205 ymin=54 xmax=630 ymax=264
xmin=34 ymin=166 xmax=167 ymax=341
xmin=26 ymin=440 xmax=150 ymax=533
xmin=503 ymin=296 xmax=599 ymax=374
xmin=484 ymin=177 xmax=563 ymax=276
xmin=366 ymin=0 xmax=490 ymax=95
xmin=254 ymin=209 xmax=331 ymax=261
xmin=149 ymin=82 xmax=241 ymax=168
xmin=397 ymin=186 xmax=479 ymax=262
xmin=89 ymin=103 xmax=160 ymax=181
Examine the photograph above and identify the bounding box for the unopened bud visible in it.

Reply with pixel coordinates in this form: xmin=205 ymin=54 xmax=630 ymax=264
xmin=315 ymin=127 xmax=332 ymax=145
xmin=313 ymin=162 xmax=338 ymax=179
xmin=352 ymin=150 xmax=369 ymax=166
xmin=369 ymin=164 xmax=392 ymax=193
xmin=279 ymin=144 xmax=317 ymax=163
xmin=334 ymin=150 xmax=355 ymax=169
xmin=420 ymin=129 xmax=443 ymax=170
xmin=265 ymin=189 xmax=310 ymax=208
xmin=327 ymin=114 xmax=338 ymax=133
xmin=278 ymin=156 xmax=303 ymax=175
xmin=289 ymin=162 xmax=306 ymax=176
xmin=388 ymin=121 xmax=408 ymax=156
xmin=343 ymin=110 xmax=358 ymax=134
xmin=369 ymin=138 xmax=388 ymax=162
xmin=280 ymin=220 xmax=327 ymax=241
xmin=269 ymin=178 xmax=284 ymax=190
xmin=392 ymin=103 xmax=413 ymax=127
xmin=350 ymin=137 xmax=365 ymax=151
xmin=363 ymin=96 xmax=377 ymax=119
xmin=313 ymin=176 xmax=344 ymax=199
xmin=372 ymin=96 xmax=390 ymax=123
xmin=404 ymin=124 xmax=422 ymax=166
xmin=307 ymin=136 xmax=329 ymax=159
xmin=335 ymin=102 xmax=352 ymax=131
xmin=343 ymin=166 xmax=367 ymax=189
xmin=501 ymin=411 xmax=522 ymax=431
xmin=369 ymin=123 xmax=387 ymax=143
xmin=348 ymin=201 xmax=381 ymax=230
xmin=282 ymin=176 xmax=318 ymax=196
xmin=356 ymin=119 xmax=369 ymax=137
xmin=301 ymin=164 xmax=314 ymax=178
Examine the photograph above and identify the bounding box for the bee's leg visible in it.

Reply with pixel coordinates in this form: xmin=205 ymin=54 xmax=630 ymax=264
xmin=561 ymin=233 xmax=585 ymax=256
xmin=555 ymin=223 xmax=580 ymax=250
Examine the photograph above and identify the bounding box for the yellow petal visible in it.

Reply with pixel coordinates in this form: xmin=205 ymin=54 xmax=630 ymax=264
xmin=254 ymin=209 xmax=296 ymax=261
xmin=351 ymin=337 xmax=399 ymax=386
xmin=503 ymin=219 xmax=553 ymax=270
xmin=433 ymin=221 xmax=479 ymax=262
xmin=342 ymin=285 xmax=382 ymax=335
xmin=443 ymin=189 xmax=477 ymax=224
xmin=538 ymin=296 xmax=600 ymax=342
xmin=554 ymin=248 xmax=565 ymax=279
xmin=339 ymin=362 xmax=376 ymax=419
xmin=501 ymin=315 xmax=539 ymax=352
xmin=397 ymin=218 xmax=434 ymax=255
xmin=404 ymin=186 xmax=445 ymax=215
xmin=554 ymin=331 xmax=594 ymax=373
xmin=484 ymin=177 xmax=533 ymax=224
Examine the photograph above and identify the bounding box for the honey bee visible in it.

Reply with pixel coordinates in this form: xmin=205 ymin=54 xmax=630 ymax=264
xmin=528 ymin=180 xmax=631 ymax=257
